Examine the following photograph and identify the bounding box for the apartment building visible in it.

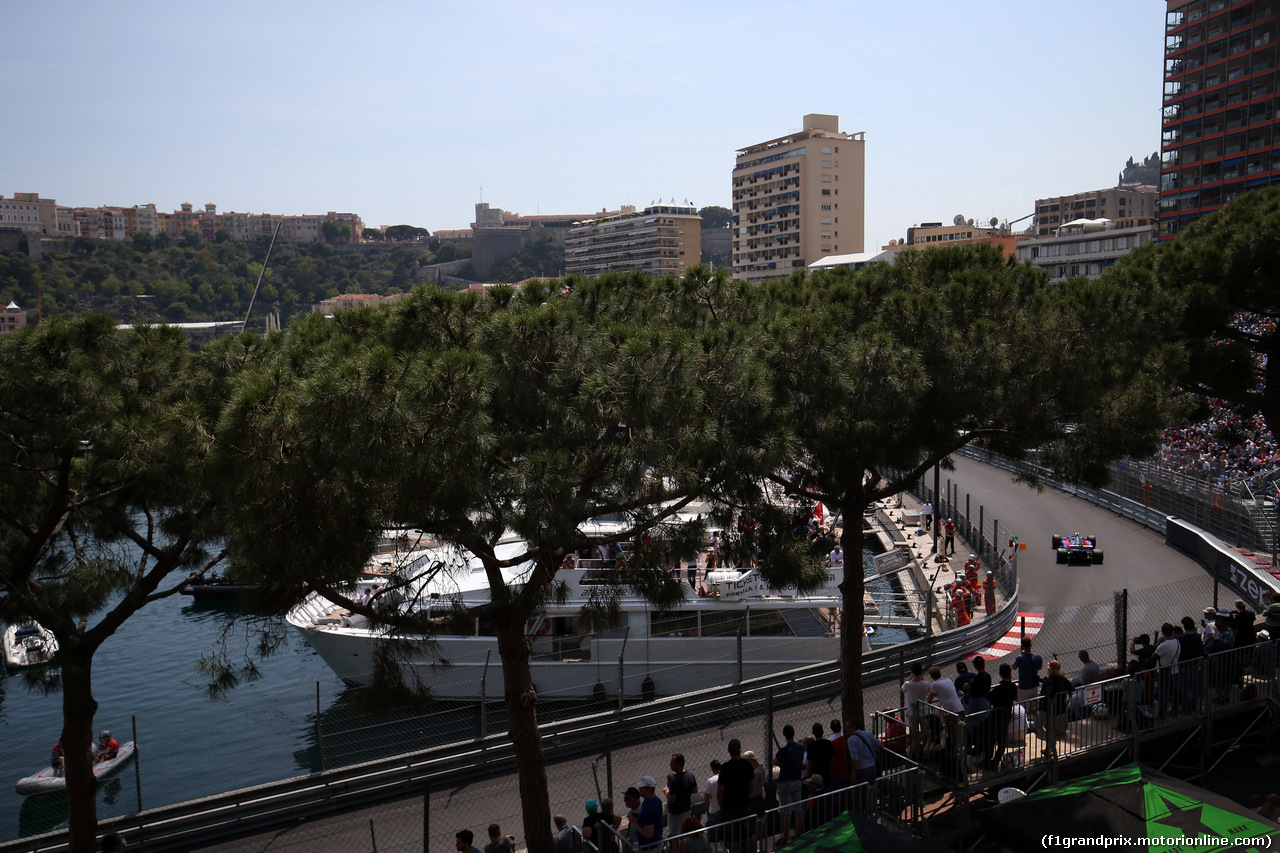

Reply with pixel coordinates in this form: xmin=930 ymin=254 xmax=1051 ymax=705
xmin=0 ymin=301 xmax=27 ymax=333
xmin=732 ymin=114 xmax=865 ymax=283
xmin=1160 ymin=0 xmax=1280 ymax=238
xmin=564 ymin=203 xmax=701 ymax=277
xmin=1033 ymin=187 xmax=1157 ymax=237
xmin=1 ymin=193 xmax=75 ymax=236
xmin=1015 ymin=217 xmax=1158 ymax=282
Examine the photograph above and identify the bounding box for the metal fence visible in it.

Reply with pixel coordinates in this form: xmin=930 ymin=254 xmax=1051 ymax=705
xmin=958 ymin=445 xmax=1280 ymax=559
xmin=874 ymin=636 xmax=1279 ymax=794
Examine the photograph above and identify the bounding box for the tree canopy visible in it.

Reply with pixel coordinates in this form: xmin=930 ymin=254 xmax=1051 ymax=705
xmin=0 ymin=316 xmax=237 ymax=852
xmin=754 ymin=244 xmax=1184 ymax=723
xmin=1116 ymin=185 xmax=1280 ymax=441
xmin=210 ymin=268 xmax=796 ymax=852
xmin=698 ymin=205 xmax=733 ymax=230
xmin=0 ymin=244 xmax=1191 ymax=847
xmin=0 ymin=239 xmax=448 ymax=326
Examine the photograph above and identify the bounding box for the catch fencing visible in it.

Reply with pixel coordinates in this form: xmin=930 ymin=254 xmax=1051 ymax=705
xmin=874 ymin=636 xmax=1279 ymax=795
xmin=958 ymin=445 xmax=1280 ymax=560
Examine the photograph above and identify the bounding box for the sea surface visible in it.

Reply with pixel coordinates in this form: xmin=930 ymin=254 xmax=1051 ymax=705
xmin=0 ymin=548 xmax=901 ymax=841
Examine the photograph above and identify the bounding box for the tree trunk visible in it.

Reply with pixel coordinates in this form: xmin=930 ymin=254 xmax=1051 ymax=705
xmin=837 ymin=499 xmax=869 ymax=729
xmin=61 ymin=649 xmax=100 ymax=853
xmin=495 ymin=613 xmax=552 ymax=853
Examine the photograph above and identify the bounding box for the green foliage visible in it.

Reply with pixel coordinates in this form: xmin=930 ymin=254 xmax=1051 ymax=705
xmin=752 ymin=243 xmax=1185 ymax=722
xmin=0 ymin=239 xmax=440 ymax=326
xmin=1117 ymin=184 xmax=1280 ymax=439
xmin=698 ymin=205 xmax=733 ymax=229
xmin=489 ymin=233 xmax=565 ymax=282
xmin=0 ymin=316 xmax=237 ymax=846
xmin=321 ymin=220 xmax=352 ymax=242
xmin=384 ymin=224 xmax=431 ymax=242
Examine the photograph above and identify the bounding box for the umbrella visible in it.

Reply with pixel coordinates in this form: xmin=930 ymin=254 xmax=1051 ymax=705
xmin=781 ymin=812 xmax=950 ymax=853
xmin=982 ymin=764 xmax=1280 ymax=853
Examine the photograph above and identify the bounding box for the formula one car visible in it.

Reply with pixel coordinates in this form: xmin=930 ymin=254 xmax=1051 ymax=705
xmin=1051 ymin=533 xmax=1103 ymax=564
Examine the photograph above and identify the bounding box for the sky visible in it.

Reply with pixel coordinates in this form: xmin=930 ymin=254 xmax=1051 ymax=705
xmin=2 ymin=2 xmax=1165 ymax=252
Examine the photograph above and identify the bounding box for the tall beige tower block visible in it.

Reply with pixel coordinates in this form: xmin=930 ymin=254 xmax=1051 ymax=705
xmin=732 ymin=114 xmax=865 ymax=282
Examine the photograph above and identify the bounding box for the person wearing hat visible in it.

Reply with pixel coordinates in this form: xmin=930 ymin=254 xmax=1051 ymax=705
xmin=1202 ymin=607 xmax=1221 ymax=647
xmin=1213 ymin=609 xmax=1237 ymax=647
xmin=1265 ymin=602 xmax=1280 ymax=634
xmin=625 ymin=775 xmax=663 ymax=852
xmin=1233 ymin=599 xmax=1259 ymax=649
xmin=583 ymin=799 xmax=620 ymax=853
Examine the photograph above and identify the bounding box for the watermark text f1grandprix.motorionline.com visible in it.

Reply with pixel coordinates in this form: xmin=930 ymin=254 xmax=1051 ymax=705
xmin=1042 ymin=834 xmax=1274 ymax=849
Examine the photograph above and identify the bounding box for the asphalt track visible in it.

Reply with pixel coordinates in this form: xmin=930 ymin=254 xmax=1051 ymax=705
xmin=194 ymin=456 xmax=1226 ymax=852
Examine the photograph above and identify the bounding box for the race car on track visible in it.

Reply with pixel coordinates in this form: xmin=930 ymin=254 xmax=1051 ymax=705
xmin=1051 ymin=533 xmax=1104 ymax=564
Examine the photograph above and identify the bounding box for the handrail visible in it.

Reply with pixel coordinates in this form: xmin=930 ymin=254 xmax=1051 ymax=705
xmin=1 ymin=582 xmax=1019 ymax=853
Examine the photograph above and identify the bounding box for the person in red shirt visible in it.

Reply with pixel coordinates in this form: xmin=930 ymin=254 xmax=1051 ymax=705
xmin=94 ymin=731 xmax=119 ymax=766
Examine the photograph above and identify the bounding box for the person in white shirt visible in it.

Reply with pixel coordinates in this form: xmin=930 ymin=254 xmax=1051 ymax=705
xmin=1154 ymin=622 xmax=1181 ymax=718
xmin=828 ymin=546 xmax=844 ymax=567
xmin=1201 ymin=607 xmax=1220 ymax=646
xmin=702 ymin=759 xmax=721 ymax=842
xmin=927 ymin=667 xmax=964 ymax=713
xmin=901 ymin=662 xmax=933 ymax=730
xmin=928 ymin=665 xmax=964 ymax=746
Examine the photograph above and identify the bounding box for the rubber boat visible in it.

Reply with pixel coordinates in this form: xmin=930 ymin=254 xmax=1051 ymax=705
xmin=285 ymin=518 xmax=917 ymax=700
xmin=3 ymin=622 xmax=58 ymax=669
xmin=15 ymin=741 xmax=136 ymax=796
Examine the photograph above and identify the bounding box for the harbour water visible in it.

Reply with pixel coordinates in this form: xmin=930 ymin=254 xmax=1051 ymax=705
xmin=1 ymin=546 xmax=904 ymax=841
xmin=0 ymin=575 xmax=347 ymax=841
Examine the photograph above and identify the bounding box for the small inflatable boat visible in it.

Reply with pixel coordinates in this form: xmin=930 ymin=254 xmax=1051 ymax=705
xmin=3 ymin=622 xmax=58 ymax=669
xmin=16 ymin=741 xmax=136 ymax=796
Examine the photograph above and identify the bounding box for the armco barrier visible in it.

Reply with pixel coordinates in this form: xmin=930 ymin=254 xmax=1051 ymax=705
xmin=1 ymin=587 xmax=1019 ymax=853
xmin=1166 ymin=516 xmax=1280 ymax=611
xmin=955 ymin=446 xmax=1280 ymax=609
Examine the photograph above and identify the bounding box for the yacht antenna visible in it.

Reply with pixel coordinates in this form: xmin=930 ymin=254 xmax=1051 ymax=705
xmin=241 ymin=219 xmax=282 ymax=334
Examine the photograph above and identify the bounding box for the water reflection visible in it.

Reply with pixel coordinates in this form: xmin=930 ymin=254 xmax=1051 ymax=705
xmin=17 ymin=790 xmax=66 ymax=839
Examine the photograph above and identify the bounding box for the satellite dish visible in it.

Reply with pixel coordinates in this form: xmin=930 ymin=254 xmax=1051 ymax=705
xmin=953 ymin=214 xmax=966 ymax=226
xmin=990 ymin=216 xmax=999 ymax=228
xmin=967 ymin=218 xmax=975 ymax=227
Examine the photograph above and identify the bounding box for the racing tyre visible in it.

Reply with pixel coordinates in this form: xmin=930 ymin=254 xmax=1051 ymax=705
xmin=1092 ymin=550 xmax=1104 ymax=564
xmin=1056 ymin=548 xmax=1068 ymax=564
xmin=1088 ymin=535 xmax=1099 ymax=548
xmin=1051 ymin=536 xmax=1063 ymax=549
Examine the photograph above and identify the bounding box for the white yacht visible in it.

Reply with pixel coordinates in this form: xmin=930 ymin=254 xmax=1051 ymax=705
xmin=285 ymin=527 xmax=903 ymax=700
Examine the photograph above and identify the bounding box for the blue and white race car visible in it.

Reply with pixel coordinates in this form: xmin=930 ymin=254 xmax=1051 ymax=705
xmin=1051 ymin=533 xmax=1104 ymax=564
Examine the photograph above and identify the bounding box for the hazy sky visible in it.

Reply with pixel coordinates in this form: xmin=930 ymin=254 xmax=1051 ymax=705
xmin=3 ymin=2 xmax=1163 ymax=251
